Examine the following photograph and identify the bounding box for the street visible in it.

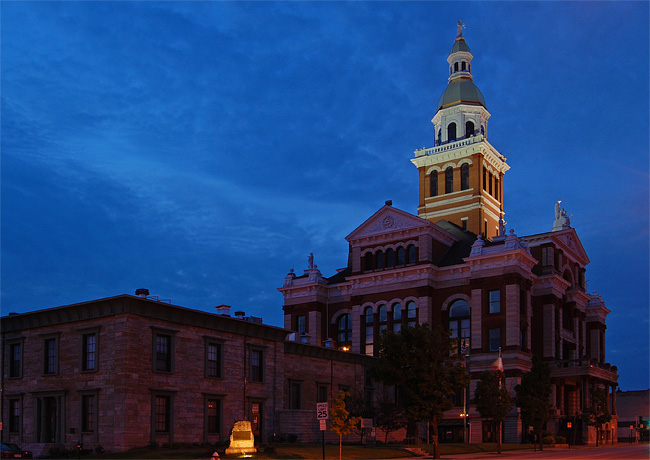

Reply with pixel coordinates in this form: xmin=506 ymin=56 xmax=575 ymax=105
xmin=442 ymin=443 xmax=649 ymax=459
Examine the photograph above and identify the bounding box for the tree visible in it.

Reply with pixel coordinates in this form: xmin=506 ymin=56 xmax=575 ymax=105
xmin=583 ymin=387 xmax=612 ymax=446
xmin=473 ymin=370 xmax=514 ymax=454
xmin=374 ymin=394 xmax=408 ymax=444
xmin=345 ymin=390 xmax=374 ymax=443
xmin=373 ymin=324 xmax=469 ymax=459
xmin=515 ymin=356 xmax=553 ymax=451
xmin=329 ymin=390 xmax=362 ymax=460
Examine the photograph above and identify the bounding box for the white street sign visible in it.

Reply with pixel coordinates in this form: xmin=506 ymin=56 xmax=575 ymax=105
xmin=316 ymin=402 xmax=329 ymax=420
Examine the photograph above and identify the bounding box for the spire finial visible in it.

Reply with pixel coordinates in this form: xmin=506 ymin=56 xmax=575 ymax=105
xmin=457 ymin=20 xmax=466 ymax=38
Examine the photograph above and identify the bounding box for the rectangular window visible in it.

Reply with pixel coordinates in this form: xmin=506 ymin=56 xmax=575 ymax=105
xmin=206 ymin=398 xmax=221 ymax=434
xmin=82 ymin=333 xmax=97 ymax=371
xmin=489 ymin=290 xmax=501 ymax=314
xmin=154 ymin=333 xmax=173 ymax=372
xmin=250 ymin=349 xmax=264 ymax=382
xmin=489 ymin=328 xmax=501 ymax=352
xmin=206 ymin=342 xmax=222 ymax=378
xmin=82 ymin=394 xmax=96 ymax=432
xmin=290 ymin=381 xmax=302 ymax=410
xmin=9 ymin=342 xmax=22 ymax=378
xmin=297 ymin=316 xmax=306 ymax=334
xmin=155 ymin=395 xmax=171 ymax=432
xmin=43 ymin=338 xmax=57 ymax=375
xmin=317 ymin=384 xmax=329 ymax=403
xmin=9 ymin=399 xmax=20 ymax=433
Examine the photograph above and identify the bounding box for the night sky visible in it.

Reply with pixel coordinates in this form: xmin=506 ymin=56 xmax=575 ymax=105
xmin=2 ymin=2 xmax=648 ymax=391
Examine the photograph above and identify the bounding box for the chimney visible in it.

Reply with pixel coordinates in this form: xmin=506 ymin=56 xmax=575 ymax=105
xmin=135 ymin=288 xmax=149 ymax=298
xmin=385 ymin=200 xmax=392 ymax=206
xmin=216 ymin=304 xmax=231 ymax=316
xmin=234 ymin=310 xmax=245 ymax=319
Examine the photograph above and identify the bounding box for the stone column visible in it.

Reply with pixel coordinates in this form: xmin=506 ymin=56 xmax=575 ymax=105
xmin=543 ymin=304 xmax=555 ymax=358
xmin=505 ymin=285 xmax=520 ymax=347
xmin=470 ymin=289 xmax=482 ymax=351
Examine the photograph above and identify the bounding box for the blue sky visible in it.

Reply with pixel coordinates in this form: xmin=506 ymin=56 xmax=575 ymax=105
xmin=2 ymin=2 xmax=648 ymax=390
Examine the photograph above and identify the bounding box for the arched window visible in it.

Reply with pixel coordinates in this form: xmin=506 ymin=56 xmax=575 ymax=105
xmin=378 ymin=305 xmax=388 ymax=335
xmin=337 ymin=314 xmax=352 ymax=350
xmin=437 ymin=129 xmax=442 ymax=146
xmin=489 ymin=174 xmax=493 ymax=196
xmin=445 ymin=167 xmax=454 ymax=194
xmin=447 ymin=123 xmax=457 ymax=142
xmin=364 ymin=253 xmax=373 ymax=271
xmin=466 ymin=121 xmax=474 ymax=138
xmin=407 ymin=245 xmax=416 ymax=264
xmin=430 ymin=171 xmax=438 ymax=197
xmin=495 ymin=177 xmax=499 ymax=201
xmin=482 ymin=168 xmax=487 ymax=191
xmin=386 ymin=248 xmax=395 ymax=268
xmin=364 ymin=307 xmax=374 ymax=356
xmin=406 ymin=301 xmax=417 ymax=327
xmin=392 ymin=303 xmax=402 ymax=333
xmin=449 ymin=300 xmax=470 ymax=355
xmin=397 ymin=247 xmax=405 ymax=265
xmin=461 ymin=61 xmax=466 ymax=71
xmin=454 ymin=62 xmax=459 ymax=72
xmin=375 ymin=251 xmax=384 ymax=269
xmin=461 ymin=164 xmax=469 ymax=190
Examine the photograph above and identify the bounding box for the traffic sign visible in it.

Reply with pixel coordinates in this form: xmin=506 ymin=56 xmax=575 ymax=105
xmin=319 ymin=419 xmax=327 ymax=431
xmin=316 ymin=402 xmax=329 ymax=420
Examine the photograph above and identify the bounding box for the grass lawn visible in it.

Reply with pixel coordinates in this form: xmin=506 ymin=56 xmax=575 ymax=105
xmin=81 ymin=442 xmax=533 ymax=459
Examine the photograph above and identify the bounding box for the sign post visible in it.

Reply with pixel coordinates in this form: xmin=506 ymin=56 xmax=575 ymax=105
xmin=317 ymin=403 xmax=329 ymax=460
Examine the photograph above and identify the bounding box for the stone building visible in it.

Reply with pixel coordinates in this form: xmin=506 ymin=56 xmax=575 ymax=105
xmin=279 ymin=29 xmax=619 ymax=445
xmin=1 ymin=292 xmax=374 ymax=456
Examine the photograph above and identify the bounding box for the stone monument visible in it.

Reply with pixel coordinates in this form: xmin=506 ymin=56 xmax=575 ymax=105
xmin=552 ymin=200 xmax=571 ymax=232
xmin=225 ymin=420 xmax=257 ymax=455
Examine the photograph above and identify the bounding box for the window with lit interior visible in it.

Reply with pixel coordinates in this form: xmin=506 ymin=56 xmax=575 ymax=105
xmin=449 ymin=300 xmax=470 ymax=355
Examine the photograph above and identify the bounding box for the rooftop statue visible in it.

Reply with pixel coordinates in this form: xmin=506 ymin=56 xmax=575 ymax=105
xmin=552 ymin=200 xmax=572 ymax=231
xmin=457 ymin=20 xmax=466 ymax=38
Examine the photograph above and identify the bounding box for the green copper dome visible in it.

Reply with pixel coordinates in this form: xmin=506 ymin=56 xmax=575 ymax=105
xmin=436 ymin=78 xmax=486 ymax=110
xmin=450 ymin=37 xmax=470 ymax=54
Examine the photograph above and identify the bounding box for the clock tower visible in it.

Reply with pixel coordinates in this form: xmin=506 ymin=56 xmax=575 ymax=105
xmin=411 ymin=24 xmax=509 ymax=239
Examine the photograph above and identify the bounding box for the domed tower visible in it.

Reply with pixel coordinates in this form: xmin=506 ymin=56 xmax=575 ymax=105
xmin=411 ymin=22 xmax=509 ymax=239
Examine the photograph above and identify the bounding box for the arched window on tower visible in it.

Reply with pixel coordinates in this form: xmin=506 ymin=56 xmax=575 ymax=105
xmin=447 ymin=123 xmax=457 ymax=142
xmin=449 ymin=300 xmax=470 ymax=355
xmin=407 ymin=245 xmax=416 ymax=264
xmin=364 ymin=253 xmax=373 ymax=272
xmin=495 ymin=177 xmax=499 ymax=201
xmin=406 ymin=301 xmax=417 ymax=327
xmin=364 ymin=307 xmax=374 ymax=356
xmin=461 ymin=164 xmax=469 ymax=190
xmin=445 ymin=167 xmax=454 ymax=194
xmin=337 ymin=314 xmax=352 ymax=351
xmin=392 ymin=303 xmax=402 ymax=333
xmin=386 ymin=248 xmax=395 ymax=268
xmin=397 ymin=247 xmax=405 ymax=265
xmin=437 ymin=129 xmax=442 ymax=146
xmin=461 ymin=61 xmax=466 ymax=71
xmin=489 ymin=174 xmax=493 ymax=196
xmin=429 ymin=171 xmax=438 ymax=197
xmin=375 ymin=250 xmax=384 ymax=270
xmin=466 ymin=121 xmax=474 ymax=138
xmin=454 ymin=62 xmax=459 ymax=72
xmin=378 ymin=305 xmax=388 ymax=335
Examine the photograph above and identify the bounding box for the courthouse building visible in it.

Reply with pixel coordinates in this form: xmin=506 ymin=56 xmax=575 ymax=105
xmin=2 ymin=27 xmax=619 ymax=455
xmin=279 ymin=28 xmax=619 ymax=445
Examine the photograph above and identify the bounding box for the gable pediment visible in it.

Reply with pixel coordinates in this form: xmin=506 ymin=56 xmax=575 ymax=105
xmin=552 ymin=228 xmax=590 ymax=266
xmin=346 ymin=205 xmax=458 ymax=246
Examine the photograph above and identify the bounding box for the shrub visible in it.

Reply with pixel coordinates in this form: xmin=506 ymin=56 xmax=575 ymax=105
xmin=542 ymin=435 xmax=555 ymax=444
xmin=554 ymin=435 xmax=566 ymax=443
